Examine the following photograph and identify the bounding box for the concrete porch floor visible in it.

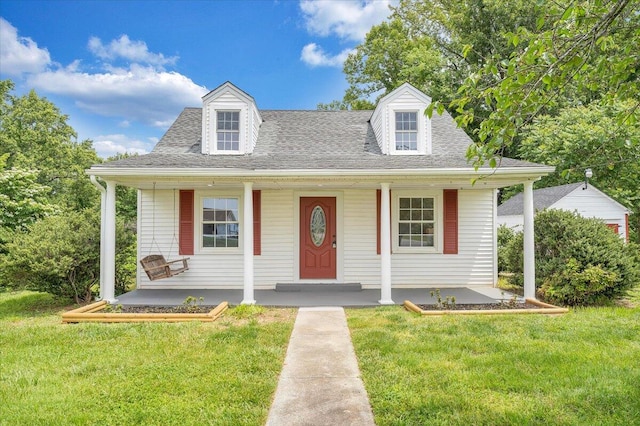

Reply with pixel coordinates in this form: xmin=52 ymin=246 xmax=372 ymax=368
xmin=113 ymin=286 xmax=519 ymax=307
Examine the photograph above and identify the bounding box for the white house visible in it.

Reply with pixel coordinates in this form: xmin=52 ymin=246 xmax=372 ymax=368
xmin=87 ymin=82 xmax=554 ymax=304
xmin=497 ymin=182 xmax=630 ymax=241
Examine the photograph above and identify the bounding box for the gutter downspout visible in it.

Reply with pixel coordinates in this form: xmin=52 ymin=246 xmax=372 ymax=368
xmin=90 ymin=175 xmax=107 ymax=301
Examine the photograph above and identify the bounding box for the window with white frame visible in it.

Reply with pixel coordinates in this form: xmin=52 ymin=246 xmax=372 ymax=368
xmin=216 ymin=111 xmax=240 ymax=151
xmin=398 ymin=196 xmax=435 ymax=247
xmin=395 ymin=111 xmax=418 ymax=151
xmin=202 ymin=197 xmax=239 ymax=248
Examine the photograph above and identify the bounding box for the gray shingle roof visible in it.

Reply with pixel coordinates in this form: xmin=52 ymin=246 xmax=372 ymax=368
xmin=94 ymin=107 xmax=546 ymax=171
xmin=497 ymin=182 xmax=583 ymax=215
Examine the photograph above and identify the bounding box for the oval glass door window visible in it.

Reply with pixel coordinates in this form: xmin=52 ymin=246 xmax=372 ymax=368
xmin=310 ymin=206 xmax=326 ymax=247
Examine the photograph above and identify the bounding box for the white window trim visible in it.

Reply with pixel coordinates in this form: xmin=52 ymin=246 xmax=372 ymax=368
xmin=392 ymin=190 xmax=443 ymax=253
xmin=210 ymin=106 xmax=247 ymax=155
xmin=394 ymin=111 xmax=419 ymax=152
xmin=389 ymin=108 xmax=428 ymax=155
xmin=196 ymin=191 xmax=243 ymax=254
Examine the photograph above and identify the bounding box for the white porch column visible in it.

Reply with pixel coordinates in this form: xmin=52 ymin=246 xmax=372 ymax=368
xmin=379 ymin=183 xmax=394 ymax=305
xmin=90 ymin=176 xmax=106 ymax=300
xmin=103 ymin=180 xmax=117 ymax=303
xmin=242 ymin=182 xmax=256 ymax=305
xmin=523 ymin=180 xmax=536 ymax=299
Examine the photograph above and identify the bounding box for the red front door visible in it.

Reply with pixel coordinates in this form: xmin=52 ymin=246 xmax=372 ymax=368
xmin=300 ymin=197 xmax=336 ymax=279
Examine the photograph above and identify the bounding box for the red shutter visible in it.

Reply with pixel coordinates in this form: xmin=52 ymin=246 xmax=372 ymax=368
xmin=443 ymin=189 xmax=458 ymax=254
xmin=253 ymin=190 xmax=261 ymax=255
xmin=179 ymin=190 xmax=194 ymax=255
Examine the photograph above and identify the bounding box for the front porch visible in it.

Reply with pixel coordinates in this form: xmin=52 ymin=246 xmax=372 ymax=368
xmin=114 ymin=286 xmax=517 ymax=307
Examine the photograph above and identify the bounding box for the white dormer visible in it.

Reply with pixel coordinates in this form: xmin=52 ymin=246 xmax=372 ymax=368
xmin=370 ymin=83 xmax=432 ymax=155
xmin=201 ymin=82 xmax=262 ymax=155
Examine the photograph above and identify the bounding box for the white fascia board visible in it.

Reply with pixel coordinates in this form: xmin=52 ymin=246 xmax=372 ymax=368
xmin=87 ymin=166 xmax=554 ymax=180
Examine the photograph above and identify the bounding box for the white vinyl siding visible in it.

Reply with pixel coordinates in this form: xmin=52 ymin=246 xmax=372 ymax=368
xmin=137 ymin=188 xmax=496 ymax=289
xmin=254 ymin=190 xmax=296 ymax=287
xmin=390 ymin=189 xmax=494 ymax=286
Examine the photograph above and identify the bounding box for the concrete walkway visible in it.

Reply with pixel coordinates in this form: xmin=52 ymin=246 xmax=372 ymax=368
xmin=266 ymin=307 xmax=375 ymax=426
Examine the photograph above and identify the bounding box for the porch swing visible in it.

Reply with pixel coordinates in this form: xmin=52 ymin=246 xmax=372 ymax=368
xmin=140 ymin=184 xmax=190 ymax=281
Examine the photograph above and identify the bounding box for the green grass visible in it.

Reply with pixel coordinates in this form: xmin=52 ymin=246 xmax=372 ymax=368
xmin=348 ymin=306 xmax=640 ymax=425
xmin=0 ymin=291 xmax=295 ymax=425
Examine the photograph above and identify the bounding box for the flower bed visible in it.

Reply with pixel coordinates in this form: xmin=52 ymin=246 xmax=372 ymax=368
xmin=62 ymin=300 xmax=228 ymax=323
xmin=404 ymin=298 xmax=568 ymax=316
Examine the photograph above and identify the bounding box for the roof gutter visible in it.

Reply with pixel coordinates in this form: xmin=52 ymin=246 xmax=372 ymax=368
xmin=86 ymin=165 xmax=555 ymax=179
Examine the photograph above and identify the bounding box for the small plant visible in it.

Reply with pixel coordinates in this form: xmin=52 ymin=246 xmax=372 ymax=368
xmin=499 ymin=292 xmax=519 ymax=308
xmin=430 ymin=289 xmax=456 ymax=309
xmin=103 ymin=304 xmax=123 ymax=313
xmin=182 ymin=296 xmax=205 ymax=312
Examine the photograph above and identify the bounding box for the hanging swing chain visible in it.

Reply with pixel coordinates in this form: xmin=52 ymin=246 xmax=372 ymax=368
xmin=149 ymin=182 xmax=162 ymax=256
xmin=167 ymin=188 xmax=180 ymax=259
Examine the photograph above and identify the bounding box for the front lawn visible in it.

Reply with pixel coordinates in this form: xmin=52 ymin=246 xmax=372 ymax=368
xmin=348 ymin=305 xmax=640 ymax=425
xmin=0 ymin=291 xmax=295 ymax=425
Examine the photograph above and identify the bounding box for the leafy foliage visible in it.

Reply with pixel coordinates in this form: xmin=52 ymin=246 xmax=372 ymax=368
xmin=504 ymin=209 xmax=639 ymax=305
xmin=341 ymin=0 xmax=542 ymax=121
xmin=0 ymin=80 xmax=101 ymax=211
xmin=2 ymin=210 xmax=135 ymax=303
xmin=0 ymin=80 xmax=138 ymax=301
xmin=497 ymin=224 xmax=517 ymax=273
xmin=518 ymin=101 xmax=640 ymax=242
xmin=445 ymin=0 xmax=640 ymax=168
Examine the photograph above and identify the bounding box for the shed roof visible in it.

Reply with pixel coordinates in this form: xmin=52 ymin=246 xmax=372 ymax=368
xmin=498 ymin=182 xmax=585 ymax=215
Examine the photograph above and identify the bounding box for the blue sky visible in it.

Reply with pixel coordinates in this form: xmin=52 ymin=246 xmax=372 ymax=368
xmin=0 ymin=0 xmax=395 ymax=157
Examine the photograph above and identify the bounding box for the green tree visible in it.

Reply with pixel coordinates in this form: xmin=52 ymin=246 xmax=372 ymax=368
xmin=341 ymin=0 xmax=542 ymax=122
xmin=518 ymin=101 xmax=640 ymax=242
xmin=445 ymin=0 xmax=640 ymax=168
xmin=0 ymin=80 xmax=101 ymax=211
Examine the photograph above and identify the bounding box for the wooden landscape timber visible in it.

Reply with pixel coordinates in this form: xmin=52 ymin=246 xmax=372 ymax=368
xmin=404 ymin=299 xmax=568 ymax=316
xmin=62 ymin=300 xmax=228 ymax=323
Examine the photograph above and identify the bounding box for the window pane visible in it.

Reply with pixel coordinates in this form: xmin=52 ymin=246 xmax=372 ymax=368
xmin=423 ymin=210 xmax=434 ymax=221
xmin=411 ymin=209 xmax=422 ymax=220
xmin=399 ymin=209 xmax=410 ymax=220
xmin=399 ymin=198 xmax=410 ymax=208
xmin=399 ymin=223 xmax=410 ymax=234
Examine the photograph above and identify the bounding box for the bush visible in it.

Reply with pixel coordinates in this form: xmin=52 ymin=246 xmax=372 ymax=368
xmin=505 ymin=209 xmax=640 ymax=306
xmin=497 ymin=225 xmax=517 ymax=273
xmin=2 ymin=209 xmax=137 ymax=303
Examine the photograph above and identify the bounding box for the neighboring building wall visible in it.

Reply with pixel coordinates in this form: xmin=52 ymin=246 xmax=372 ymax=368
xmin=497 ymin=215 xmax=524 ymax=231
xmin=137 ymin=188 xmax=496 ymax=289
xmin=551 ymin=187 xmax=628 ymax=241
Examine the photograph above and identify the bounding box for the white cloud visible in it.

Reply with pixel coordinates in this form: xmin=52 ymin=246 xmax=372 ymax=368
xmin=93 ymin=134 xmax=151 ymax=158
xmin=300 ymin=0 xmax=394 ymax=41
xmin=301 ymin=43 xmax=353 ymax=68
xmin=27 ymin=63 xmax=207 ymax=128
xmin=0 ymin=17 xmax=51 ymax=76
xmin=88 ymin=35 xmax=178 ymax=67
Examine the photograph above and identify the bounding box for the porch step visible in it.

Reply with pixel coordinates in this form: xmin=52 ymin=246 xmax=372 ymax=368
xmin=275 ymin=283 xmax=362 ymax=292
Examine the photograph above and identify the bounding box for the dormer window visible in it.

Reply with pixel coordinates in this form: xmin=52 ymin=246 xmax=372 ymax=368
xmin=395 ymin=112 xmax=418 ymax=151
xmin=217 ymin=111 xmax=240 ymax=151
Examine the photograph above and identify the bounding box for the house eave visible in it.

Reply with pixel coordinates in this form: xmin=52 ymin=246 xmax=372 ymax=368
xmin=87 ymin=165 xmax=554 ymax=178
xmin=87 ymin=166 xmax=554 ymax=189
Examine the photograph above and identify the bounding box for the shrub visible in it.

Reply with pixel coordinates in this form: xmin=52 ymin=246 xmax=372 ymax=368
xmin=497 ymin=224 xmax=517 ymax=273
xmin=2 ymin=209 xmax=137 ymax=303
xmin=506 ymin=209 xmax=639 ymax=306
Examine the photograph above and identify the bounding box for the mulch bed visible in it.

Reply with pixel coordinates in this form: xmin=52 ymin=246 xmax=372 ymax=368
xmin=417 ymin=302 xmax=541 ymax=311
xmin=107 ymin=305 xmax=217 ymax=314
